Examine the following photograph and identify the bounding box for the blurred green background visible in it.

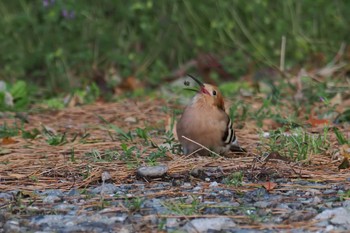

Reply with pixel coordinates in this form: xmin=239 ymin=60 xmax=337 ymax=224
xmin=0 ymin=0 xmax=349 ymax=105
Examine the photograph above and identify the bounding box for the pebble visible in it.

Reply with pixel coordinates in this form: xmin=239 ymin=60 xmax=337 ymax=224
xmin=43 ymin=195 xmax=61 ymax=204
xmin=67 ymin=188 xmax=80 ymax=196
xmin=315 ymin=207 xmax=350 ymax=228
xmin=0 ymin=192 xmax=13 ymax=201
xmin=137 ymin=165 xmax=168 ymax=178
xmin=3 ymin=220 xmax=21 ymax=233
xmin=183 ymin=217 xmax=236 ymax=233
xmin=124 ymin=116 xmax=137 ymax=123
xmin=209 ymin=181 xmax=218 ymax=187
xmin=90 ymin=183 xmax=118 ymax=194
xmin=41 ymin=189 xmax=64 ymax=197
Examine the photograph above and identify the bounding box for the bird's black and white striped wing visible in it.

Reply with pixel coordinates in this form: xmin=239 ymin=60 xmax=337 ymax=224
xmin=222 ymin=117 xmax=238 ymax=146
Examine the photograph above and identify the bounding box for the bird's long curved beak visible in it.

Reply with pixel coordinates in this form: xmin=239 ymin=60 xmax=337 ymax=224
xmin=186 ymin=74 xmax=210 ymax=95
xmin=187 ymin=74 xmax=204 ymax=87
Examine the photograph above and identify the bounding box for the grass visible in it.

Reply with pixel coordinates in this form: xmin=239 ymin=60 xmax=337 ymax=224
xmin=259 ymin=127 xmax=330 ymax=161
xmin=0 ymin=1 xmax=349 ymax=99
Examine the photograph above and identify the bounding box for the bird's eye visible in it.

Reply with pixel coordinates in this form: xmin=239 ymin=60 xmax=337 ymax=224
xmin=212 ymin=90 xmax=217 ymax=96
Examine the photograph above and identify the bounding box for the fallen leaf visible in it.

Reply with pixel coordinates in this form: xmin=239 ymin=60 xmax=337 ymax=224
xmin=307 ymin=115 xmax=329 ymax=127
xmin=1 ymin=137 xmax=16 ymax=145
xmin=262 ymin=181 xmax=277 ymax=191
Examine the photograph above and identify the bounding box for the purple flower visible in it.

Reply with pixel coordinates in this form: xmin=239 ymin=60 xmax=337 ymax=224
xmin=62 ymin=9 xmax=75 ymax=19
xmin=62 ymin=9 xmax=68 ymax=18
xmin=43 ymin=0 xmax=49 ymax=7
xmin=43 ymin=0 xmax=55 ymax=7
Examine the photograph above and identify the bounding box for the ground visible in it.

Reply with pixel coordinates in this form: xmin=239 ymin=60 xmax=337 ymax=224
xmin=0 ymin=96 xmax=349 ymax=232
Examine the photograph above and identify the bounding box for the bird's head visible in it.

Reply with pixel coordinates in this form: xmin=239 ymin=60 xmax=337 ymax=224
xmin=186 ymin=74 xmax=225 ymax=111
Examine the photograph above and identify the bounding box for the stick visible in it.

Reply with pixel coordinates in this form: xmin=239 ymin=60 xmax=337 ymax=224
xmin=182 ymin=136 xmax=221 ymax=157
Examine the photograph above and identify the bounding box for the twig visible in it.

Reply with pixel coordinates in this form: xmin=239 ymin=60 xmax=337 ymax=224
xmin=280 ymin=35 xmax=286 ymax=72
xmin=181 ymin=136 xmax=221 ymax=157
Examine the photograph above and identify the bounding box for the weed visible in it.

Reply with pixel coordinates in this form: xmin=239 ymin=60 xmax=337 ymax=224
xmin=223 ymin=171 xmax=244 ymax=187
xmin=22 ymin=128 xmax=40 ymax=139
xmin=125 ymin=197 xmax=144 ymax=212
xmin=0 ymin=122 xmax=20 ymax=138
xmin=163 ymin=196 xmax=202 ymax=215
xmin=260 ymin=127 xmax=329 ymax=161
xmin=69 ymin=148 xmax=76 ymax=162
xmin=334 ymin=127 xmax=350 ymax=145
xmin=135 ymin=127 xmax=149 ymax=144
xmin=45 ymin=132 xmax=67 ymax=146
xmin=146 ymin=147 xmax=167 ymax=165
xmin=97 ymin=115 xmax=133 ymax=141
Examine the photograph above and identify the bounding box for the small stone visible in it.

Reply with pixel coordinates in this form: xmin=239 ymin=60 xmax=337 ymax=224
xmin=343 ymin=200 xmax=350 ymax=208
xmin=0 ymin=193 xmax=13 ymax=201
xmin=42 ymin=189 xmax=64 ymax=197
xmin=209 ymin=181 xmax=218 ymax=187
xmin=90 ymin=184 xmax=118 ymax=195
xmin=67 ymin=189 xmax=80 ymax=196
xmin=43 ymin=195 xmax=61 ymax=204
xmin=305 ymin=189 xmax=321 ymax=196
xmin=101 ymin=171 xmax=112 ymax=182
xmin=54 ymin=204 xmax=76 ymax=212
xmin=183 ymin=217 xmax=236 ymax=233
xmin=3 ymin=220 xmax=20 ymax=233
xmin=137 ymin=165 xmax=168 ymax=178
xmin=166 ymin=218 xmax=180 ymax=228
xmin=114 ymin=214 xmax=128 ymax=222
xmin=312 ymin=196 xmax=322 ymax=205
xmin=324 ymin=189 xmax=336 ymax=195
xmin=124 ymin=117 xmax=137 ymax=123
xmin=254 ymin=201 xmax=270 ymax=208
xmin=315 ymin=207 xmax=350 ymax=227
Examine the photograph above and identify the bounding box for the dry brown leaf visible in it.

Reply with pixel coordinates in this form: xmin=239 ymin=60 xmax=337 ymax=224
xmin=1 ymin=137 xmax=16 ymax=145
xmin=262 ymin=181 xmax=278 ymax=191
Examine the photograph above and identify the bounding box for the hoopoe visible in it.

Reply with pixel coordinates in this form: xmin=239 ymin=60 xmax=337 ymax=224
xmin=176 ymin=75 xmax=239 ymax=156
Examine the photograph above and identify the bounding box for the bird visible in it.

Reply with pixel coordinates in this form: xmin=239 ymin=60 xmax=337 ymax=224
xmin=176 ymin=74 xmax=239 ymax=156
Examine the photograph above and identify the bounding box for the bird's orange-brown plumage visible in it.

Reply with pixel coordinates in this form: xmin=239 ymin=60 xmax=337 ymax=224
xmin=176 ymin=75 xmax=238 ymax=156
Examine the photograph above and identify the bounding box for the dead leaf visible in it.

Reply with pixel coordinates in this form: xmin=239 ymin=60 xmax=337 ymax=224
xmin=307 ymin=115 xmax=329 ymax=127
xmin=262 ymin=181 xmax=277 ymax=191
xmin=1 ymin=137 xmax=16 ymax=145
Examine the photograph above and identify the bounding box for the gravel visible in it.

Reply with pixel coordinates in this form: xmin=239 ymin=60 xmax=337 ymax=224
xmin=0 ymin=178 xmax=349 ymax=232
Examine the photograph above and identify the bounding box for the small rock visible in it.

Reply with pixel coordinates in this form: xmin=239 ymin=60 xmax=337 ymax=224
xmin=312 ymin=196 xmax=322 ymax=205
xmin=101 ymin=171 xmax=112 ymax=182
xmin=67 ymin=189 xmax=80 ymax=196
xmin=0 ymin=192 xmax=13 ymax=201
xmin=90 ymin=184 xmax=118 ymax=195
xmin=43 ymin=195 xmax=61 ymax=204
xmin=315 ymin=207 xmax=350 ymax=227
xmin=54 ymin=204 xmax=76 ymax=212
xmin=124 ymin=117 xmax=137 ymax=123
xmin=209 ymin=181 xmax=218 ymax=187
xmin=42 ymin=189 xmax=64 ymax=197
xmin=114 ymin=214 xmax=128 ymax=222
xmin=343 ymin=200 xmax=350 ymax=208
xmin=3 ymin=220 xmax=20 ymax=233
xmin=254 ymin=201 xmax=270 ymax=208
xmin=324 ymin=189 xmax=336 ymax=195
xmin=183 ymin=217 xmax=236 ymax=233
xmin=305 ymin=189 xmax=322 ymax=196
xmin=137 ymin=165 xmax=168 ymax=178
xmin=166 ymin=218 xmax=180 ymax=228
